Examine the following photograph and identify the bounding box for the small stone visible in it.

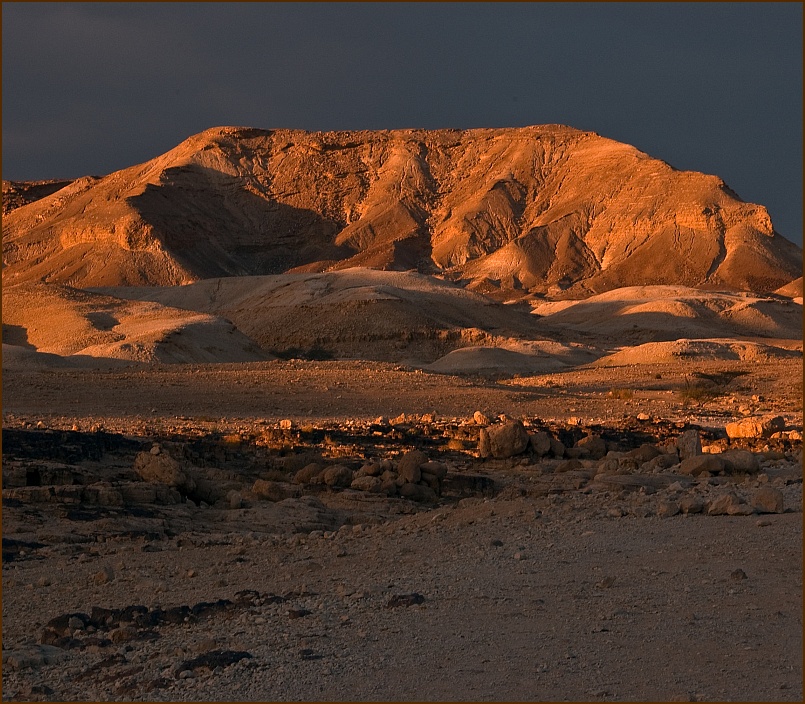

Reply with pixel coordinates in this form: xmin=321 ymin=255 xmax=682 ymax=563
xmin=386 ymin=593 xmax=425 ymax=608
xmin=636 ymin=412 xmax=651 ymax=421
xmin=513 ymin=551 xmax=524 ymax=561
xmin=730 ymin=568 xmax=748 ymax=581
xmin=279 ymin=419 xmax=293 ymax=430
xmin=178 ymin=669 xmax=195 ymax=679
xmin=473 ymin=411 xmax=490 ymax=425
xmin=150 ymin=444 xmax=161 ymax=455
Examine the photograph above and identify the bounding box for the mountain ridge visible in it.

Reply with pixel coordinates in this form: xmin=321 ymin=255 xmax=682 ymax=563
xmin=3 ymin=125 xmax=800 ymax=297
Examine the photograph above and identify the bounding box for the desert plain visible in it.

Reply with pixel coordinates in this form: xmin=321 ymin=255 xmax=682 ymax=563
xmin=1 ymin=125 xmax=802 ymax=702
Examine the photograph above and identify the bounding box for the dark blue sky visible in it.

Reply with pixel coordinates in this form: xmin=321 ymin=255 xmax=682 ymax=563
xmin=3 ymin=2 xmax=802 ymax=246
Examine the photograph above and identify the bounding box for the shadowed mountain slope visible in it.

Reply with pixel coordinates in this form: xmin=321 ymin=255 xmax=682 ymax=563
xmin=3 ymin=125 xmax=800 ymax=297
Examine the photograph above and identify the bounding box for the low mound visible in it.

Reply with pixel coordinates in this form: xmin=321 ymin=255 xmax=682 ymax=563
xmin=532 ymin=285 xmax=802 ymax=342
xmin=594 ymin=338 xmax=801 ymax=366
xmin=426 ymin=340 xmax=599 ymax=376
xmin=774 ymin=276 xmax=803 ymax=302
xmin=93 ymin=268 xmax=547 ymax=362
xmin=2 ymin=282 xmax=270 ymax=364
xmin=1 ymin=344 xmax=71 ymax=369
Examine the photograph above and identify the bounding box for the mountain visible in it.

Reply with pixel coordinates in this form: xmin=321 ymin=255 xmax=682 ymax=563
xmin=2 ymin=125 xmax=800 ymax=296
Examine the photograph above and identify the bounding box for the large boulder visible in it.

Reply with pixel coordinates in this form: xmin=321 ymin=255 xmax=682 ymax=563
xmin=323 ymin=465 xmax=354 ymax=488
xmin=397 ymin=450 xmax=427 ymax=484
xmin=676 ymin=430 xmax=702 ymax=460
xmin=751 ymin=486 xmax=784 ymax=514
xmin=721 ymin=449 xmax=760 ymax=474
xmin=133 ymin=451 xmax=195 ymax=493
xmin=251 ymin=479 xmax=301 ymax=502
xmin=725 ymin=415 xmax=785 ymax=440
xmin=679 ymin=455 xmax=725 ymax=476
xmin=576 ymin=434 xmax=607 ymax=460
xmin=479 ymin=420 xmax=530 ymax=459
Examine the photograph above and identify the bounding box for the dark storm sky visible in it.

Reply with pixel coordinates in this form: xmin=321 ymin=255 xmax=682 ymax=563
xmin=2 ymin=2 xmax=802 ymax=246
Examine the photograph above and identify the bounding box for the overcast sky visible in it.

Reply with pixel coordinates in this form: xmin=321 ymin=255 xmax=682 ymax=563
xmin=3 ymin=2 xmax=802 ymax=246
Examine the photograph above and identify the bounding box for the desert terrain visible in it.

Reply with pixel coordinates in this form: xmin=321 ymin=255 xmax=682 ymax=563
xmin=2 ymin=125 xmax=802 ymax=702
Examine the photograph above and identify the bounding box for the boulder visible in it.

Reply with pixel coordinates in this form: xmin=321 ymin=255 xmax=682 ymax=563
xmin=725 ymin=415 xmax=785 ymax=439
xmin=707 ymin=492 xmax=753 ymax=516
xmin=679 ymin=455 xmax=725 ymax=476
xmin=251 ymin=479 xmax=301 ymax=502
xmin=555 ymin=459 xmax=583 ymax=473
xmin=549 ymin=437 xmax=566 ymax=459
xmin=751 ymin=486 xmax=784 ymax=514
xmin=397 ymin=450 xmax=427 ymax=483
xmin=323 ymin=465 xmax=354 ymax=488
xmin=529 ymin=431 xmax=552 ymax=456
xmin=133 ymin=451 xmax=195 ymax=492
xmin=576 ymin=435 xmax=607 ymax=460
xmin=676 ymin=430 xmax=702 ymax=460
xmin=399 ymin=482 xmax=438 ymax=503
xmin=626 ymin=444 xmax=662 ymax=463
xmin=679 ymin=495 xmax=705 ymax=514
xmin=478 ymin=421 xmax=530 ymax=459
xmin=473 ymin=411 xmax=490 ymax=425
xmin=420 ymin=460 xmax=448 ymax=480
xmin=293 ymin=463 xmax=324 ymax=484
xmin=721 ymin=450 xmax=760 ymax=474
xmin=350 ymin=475 xmax=384 ymax=493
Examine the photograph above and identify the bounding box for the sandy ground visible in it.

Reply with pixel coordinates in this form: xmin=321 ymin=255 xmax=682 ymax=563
xmin=1 ymin=355 xmax=802 ymax=702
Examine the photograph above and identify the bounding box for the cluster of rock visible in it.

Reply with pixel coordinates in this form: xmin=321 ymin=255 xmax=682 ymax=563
xmin=254 ymin=449 xmax=448 ymax=505
xmin=474 ymin=417 xmax=794 ymax=517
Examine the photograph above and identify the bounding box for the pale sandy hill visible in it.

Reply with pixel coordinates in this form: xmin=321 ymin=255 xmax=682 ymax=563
xmin=93 ymin=268 xmax=548 ymax=362
xmin=3 ymin=125 xmax=800 ymax=296
xmin=1 ymin=282 xmax=270 ymax=364
xmin=532 ymin=285 xmax=803 ymax=342
xmin=425 ymin=340 xmax=599 ymax=376
xmin=774 ymin=276 xmax=803 ymax=302
xmin=594 ymin=338 xmax=801 ymax=366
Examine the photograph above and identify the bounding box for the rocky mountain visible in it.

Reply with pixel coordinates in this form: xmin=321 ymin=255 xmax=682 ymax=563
xmin=2 ymin=125 xmax=801 ymax=296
